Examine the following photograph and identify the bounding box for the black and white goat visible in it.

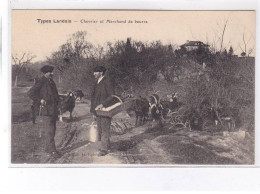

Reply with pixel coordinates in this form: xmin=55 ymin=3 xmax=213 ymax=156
xmin=209 ymin=107 xmax=235 ymax=131
xmin=149 ymin=94 xmax=164 ymax=127
xmin=59 ymin=90 xmax=84 ymax=122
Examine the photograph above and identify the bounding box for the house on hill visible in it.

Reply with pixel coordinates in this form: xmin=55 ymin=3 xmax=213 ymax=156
xmin=181 ymin=40 xmax=209 ymax=51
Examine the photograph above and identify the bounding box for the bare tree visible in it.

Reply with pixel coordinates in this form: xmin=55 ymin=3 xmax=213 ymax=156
xmin=92 ymin=45 xmax=105 ymax=60
xmin=12 ymin=52 xmax=36 ymax=87
xmin=207 ymin=18 xmax=229 ymax=53
xmin=47 ymin=31 xmax=94 ymax=85
xmin=67 ymin=31 xmax=93 ymax=59
xmin=218 ymin=19 xmax=228 ymax=52
xmin=239 ymin=30 xmax=254 ymax=57
xmin=189 ymin=18 xmax=229 ymax=54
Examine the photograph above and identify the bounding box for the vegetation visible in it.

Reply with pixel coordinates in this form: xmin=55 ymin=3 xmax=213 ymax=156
xmin=12 ymin=31 xmax=255 ymax=133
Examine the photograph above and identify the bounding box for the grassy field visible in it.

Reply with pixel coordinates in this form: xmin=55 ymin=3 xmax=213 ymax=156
xmin=12 ymin=86 xmax=32 ymax=123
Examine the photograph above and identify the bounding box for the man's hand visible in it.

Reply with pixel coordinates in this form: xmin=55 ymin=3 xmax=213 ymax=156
xmin=95 ymin=104 xmax=104 ymax=110
xmin=40 ymin=99 xmax=46 ymax=105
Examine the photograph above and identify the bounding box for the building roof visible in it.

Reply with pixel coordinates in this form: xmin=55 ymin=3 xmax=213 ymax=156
xmin=181 ymin=41 xmax=209 ymax=47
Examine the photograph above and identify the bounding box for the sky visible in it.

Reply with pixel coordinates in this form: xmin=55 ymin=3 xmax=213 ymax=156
xmin=12 ymin=10 xmax=255 ymax=62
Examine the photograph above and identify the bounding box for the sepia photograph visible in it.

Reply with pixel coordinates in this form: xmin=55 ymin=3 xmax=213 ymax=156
xmin=11 ymin=10 xmax=255 ymax=165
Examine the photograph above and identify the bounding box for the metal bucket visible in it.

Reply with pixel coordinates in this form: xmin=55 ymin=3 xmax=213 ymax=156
xmin=89 ymin=121 xmax=99 ymax=142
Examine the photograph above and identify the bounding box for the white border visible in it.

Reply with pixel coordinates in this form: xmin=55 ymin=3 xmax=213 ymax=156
xmin=1 ymin=0 xmax=260 ymax=191
xmin=9 ymin=0 xmax=258 ymax=10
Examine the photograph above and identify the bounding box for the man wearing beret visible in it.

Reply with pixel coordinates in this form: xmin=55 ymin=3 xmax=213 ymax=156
xmin=27 ymin=65 xmax=60 ymax=158
xmin=90 ymin=65 xmax=115 ymax=156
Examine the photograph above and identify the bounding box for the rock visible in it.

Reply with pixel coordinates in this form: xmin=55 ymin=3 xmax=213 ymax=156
xmin=245 ymin=131 xmax=253 ymax=140
xmin=223 ymin=130 xmax=246 ymax=140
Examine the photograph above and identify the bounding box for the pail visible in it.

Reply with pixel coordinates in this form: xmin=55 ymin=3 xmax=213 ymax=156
xmin=89 ymin=121 xmax=99 ymax=142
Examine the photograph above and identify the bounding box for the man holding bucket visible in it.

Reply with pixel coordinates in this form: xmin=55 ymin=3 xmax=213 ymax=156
xmin=90 ymin=65 xmax=115 ymax=156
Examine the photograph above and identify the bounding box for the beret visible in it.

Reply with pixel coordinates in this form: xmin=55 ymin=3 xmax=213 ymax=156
xmin=40 ymin=65 xmax=54 ymax=73
xmin=93 ymin=65 xmax=106 ymax=73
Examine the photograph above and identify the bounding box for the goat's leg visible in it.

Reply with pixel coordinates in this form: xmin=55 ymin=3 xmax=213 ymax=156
xmin=32 ymin=113 xmax=36 ymax=124
xmin=135 ymin=115 xmax=138 ymax=126
xmin=158 ymin=118 xmax=163 ymax=128
xmin=227 ymin=119 xmax=235 ymax=131
xmin=69 ymin=111 xmax=72 ymax=121
xmin=227 ymin=121 xmax=231 ymax=131
xmin=232 ymin=120 xmax=236 ymax=131
xmin=59 ymin=110 xmax=63 ymax=122
xmin=143 ymin=116 xmax=145 ymax=124
xmin=31 ymin=105 xmax=36 ymax=124
xmin=215 ymin=120 xmax=218 ymax=126
xmin=138 ymin=116 xmax=141 ymax=126
xmin=151 ymin=119 xmax=155 ymax=128
xmin=143 ymin=115 xmax=146 ymax=124
xmin=140 ymin=116 xmax=144 ymax=125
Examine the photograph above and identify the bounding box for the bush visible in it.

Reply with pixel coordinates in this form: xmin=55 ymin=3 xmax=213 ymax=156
xmin=44 ymin=31 xmax=254 ymax=133
xmin=171 ymin=56 xmax=254 ymax=132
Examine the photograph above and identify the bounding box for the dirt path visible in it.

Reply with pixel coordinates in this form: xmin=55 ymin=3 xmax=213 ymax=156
xmin=11 ymin=87 xmax=254 ymax=165
xmin=54 ymin=102 xmax=254 ymax=165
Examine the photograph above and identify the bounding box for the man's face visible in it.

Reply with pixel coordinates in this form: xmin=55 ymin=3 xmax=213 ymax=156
xmin=94 ymin=71 xmax=102 ymax=79
xmin=45 ymin=72 xmax=54 ymax=79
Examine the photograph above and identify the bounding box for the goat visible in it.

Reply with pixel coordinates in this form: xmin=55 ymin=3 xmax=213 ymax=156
xmin=160 ymin=92 xmax=182 ymax=118
xmin=59 ymin=90 xmax=83 ymax=122
xmin=209 ymin=107 xmax=235 ymax=131
xmin=188 ymin=109 xmax=203 ymax=131
xmin=149 ymin=94 xmax=164 ymax=127
xmin=134 ymin=96 xmax=150 ymax=126
xmin=73 ymin=90 xmax=84 ymax=101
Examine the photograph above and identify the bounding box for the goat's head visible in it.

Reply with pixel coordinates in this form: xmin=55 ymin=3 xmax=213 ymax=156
xmin=149 ymin=94 xmax=160 ymax=105
xmin=172 ymin=92 xmax=178 ymax=98
xmin=166 ymin=93 xmax=178 ymax=102
xmin=68 ymin=90 xmax=84 ymax=100
xmin=166 ymin=94 xmax=172 ymax=99
xmin=67 ymin=91 xmax=73 ymax=96
xmin=65 ymin=91 xmax=78 ymax=99
xmin=72 ymin=91 xmax=82 ymax=100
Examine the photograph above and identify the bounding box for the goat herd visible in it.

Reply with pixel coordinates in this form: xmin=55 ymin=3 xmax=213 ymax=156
xmin=48 ymin=90 xmax=180 ymax=127
xmin=34 ymin=89 xmax=235 ymax=132
xmin=122 ymin=92 xmax=236 ymax=131
xmin=130 ymin=93 xmax=182 ymax=127
xmin=132 ymin=93 xmax=236 ymax=131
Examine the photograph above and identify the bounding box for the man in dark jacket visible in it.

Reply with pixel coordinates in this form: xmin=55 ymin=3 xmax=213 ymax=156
xmin=90 ymin=66 xmax=115 ymax=156
xmin=27 ymin=65 xmax=60 ymax=157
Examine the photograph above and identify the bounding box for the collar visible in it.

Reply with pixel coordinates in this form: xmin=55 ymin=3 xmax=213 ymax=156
xmin=97 ymin=75 xmax=104 ymax=84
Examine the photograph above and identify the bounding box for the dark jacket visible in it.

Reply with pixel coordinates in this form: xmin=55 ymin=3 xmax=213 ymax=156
xmin=90 ymin=76 xmax=115 ymax=115
xmin=27 ymin=76 xmax=60 ymax=117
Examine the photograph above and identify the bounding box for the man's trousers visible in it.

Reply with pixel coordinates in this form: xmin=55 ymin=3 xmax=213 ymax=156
xmin=96 ymin=116 xmax=111 ymax=151
xmin=37 ymin=116 xmax=57 ymax=153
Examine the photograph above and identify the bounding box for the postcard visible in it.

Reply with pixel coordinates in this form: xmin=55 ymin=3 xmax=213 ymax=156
xmin=11 ymin=10 xmax=255 ymax=166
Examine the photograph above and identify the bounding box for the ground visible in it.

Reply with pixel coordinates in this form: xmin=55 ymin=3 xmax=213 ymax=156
xmin=11 ymin=87 xmax=254 ymax=165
